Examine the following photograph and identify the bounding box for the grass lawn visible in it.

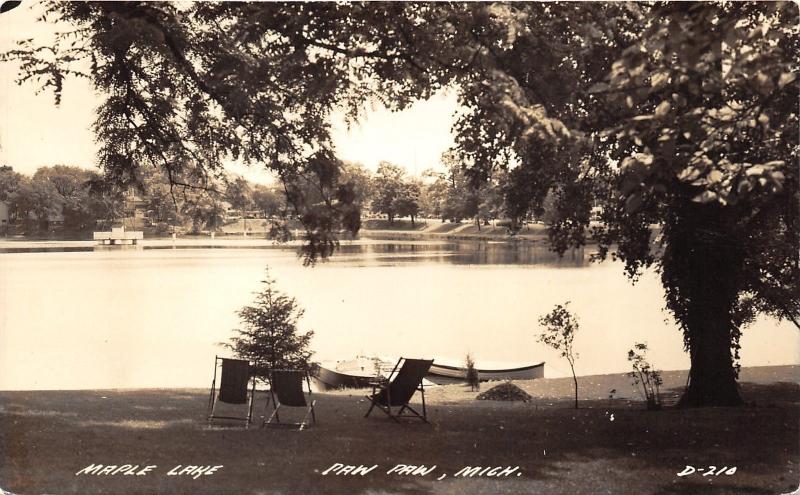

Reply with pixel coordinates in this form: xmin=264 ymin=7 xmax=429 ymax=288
xmin=362 ymin=219 xmax=430 ymax=231
xmin=1 ymin=366 xmax=797 ymax=494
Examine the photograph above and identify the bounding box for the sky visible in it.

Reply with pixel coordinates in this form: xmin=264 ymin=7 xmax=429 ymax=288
xmin=0 ymin=2 xmax=460 ymax=183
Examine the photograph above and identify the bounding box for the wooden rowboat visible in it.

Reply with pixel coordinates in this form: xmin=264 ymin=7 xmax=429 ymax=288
xmin=312 ymin=356 xmax=392 ymax=390
xmin=313 ymin=365 xmax=375 ymax=390
xmin=313 ymin=357 xmax=545 ymax=389
xmin=426 ymin=362 xmax=545 ymax=385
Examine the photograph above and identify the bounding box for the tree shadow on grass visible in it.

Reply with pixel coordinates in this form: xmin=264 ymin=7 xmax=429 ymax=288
xmin=1 ymin=384 xmax=798 ymax=494
xmin=654 ymin=481 xmax=776 ymax=495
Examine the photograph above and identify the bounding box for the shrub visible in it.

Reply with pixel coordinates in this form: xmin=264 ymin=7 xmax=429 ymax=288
xmin=465 ymin=353 xmax=480 ymax=391
xmin=627 ymin=342 xmax=663 ymax=410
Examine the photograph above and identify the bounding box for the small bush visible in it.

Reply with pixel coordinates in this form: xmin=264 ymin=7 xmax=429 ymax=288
xmin=465 ymin=353 xmax=480 ymax=391
xmin=627 ymin=342 xmax=663 ymax=410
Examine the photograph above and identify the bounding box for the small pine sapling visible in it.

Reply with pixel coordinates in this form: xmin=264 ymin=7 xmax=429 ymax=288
xmin=227 ymin=271 xmax=315 ymax=383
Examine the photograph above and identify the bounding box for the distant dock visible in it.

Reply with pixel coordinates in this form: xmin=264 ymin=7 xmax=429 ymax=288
xmin=93 ymin=227 xmax=143 ymax=245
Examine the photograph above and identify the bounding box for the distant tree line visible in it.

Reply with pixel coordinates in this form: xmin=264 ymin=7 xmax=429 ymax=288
xmin=0 ymin=164 xmax=290 ymax=234
xmin=0 ymin=157 xmax=558 ymax=235
xmin=352 ymin=156 xmax=558 ymax=230
xmin=0 ymin=164 xmax=124 ymax=232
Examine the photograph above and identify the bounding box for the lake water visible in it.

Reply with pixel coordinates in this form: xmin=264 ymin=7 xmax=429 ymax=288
xmin=0 ymin=238 xmax=797 ymax=390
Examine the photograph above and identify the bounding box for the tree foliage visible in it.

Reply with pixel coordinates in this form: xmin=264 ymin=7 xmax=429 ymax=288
xmin=225 ymin=176 xmax=253 ymax=214
xmin=3 ymin=165 xmax=123 ymax=230
xmin=4 ymin=1 xmax=797 ymax=406
xmin=371 ymin=161 xmax=406 ymax=224
xmin=588 ymin=3 xmax=799 ymax=406
xmin=368 ymin=160 xmax=424 ymax=227
xmin=183 ymin=192 xmax=224 ymax=233
xmin=0 ymin=165 xmax=23 ymax=202
xmin=252 ymin=184 xmax=285 ymax=220
xmin=340 ymin=161 xmax=374 ymax=209
xmin=393 ymin=179 xmax=421 ymax=227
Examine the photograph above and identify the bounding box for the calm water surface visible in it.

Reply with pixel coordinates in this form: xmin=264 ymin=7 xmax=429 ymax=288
xmin=1 ymin=239 xmax=797 ymax=390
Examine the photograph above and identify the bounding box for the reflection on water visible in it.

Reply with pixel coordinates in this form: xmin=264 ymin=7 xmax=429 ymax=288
xmin=335 ymin=241 xmax=587 ymax=267
xmin=0 ymin=239 xmax=796 ymax=390
xmin=0 ymin=238 xmax=587 ymax=267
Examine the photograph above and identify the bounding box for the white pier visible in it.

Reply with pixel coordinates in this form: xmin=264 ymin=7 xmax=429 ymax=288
xmin=93 ymin=227 xmax=144 ymax=245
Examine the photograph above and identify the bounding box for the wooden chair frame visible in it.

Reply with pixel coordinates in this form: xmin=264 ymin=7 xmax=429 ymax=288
xmin=364 ymin=358 xmax=432 ymax=423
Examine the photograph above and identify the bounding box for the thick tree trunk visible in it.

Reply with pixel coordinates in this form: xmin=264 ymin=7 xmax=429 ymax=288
xmin=680 ymin=314 xmax=741 ymax=407
xmin=679 ymin=245 xmax=742 ymax=407
xmin=664 ymin=200 xmax=744 ymax=407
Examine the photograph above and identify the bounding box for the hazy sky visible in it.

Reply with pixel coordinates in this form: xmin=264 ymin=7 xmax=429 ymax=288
xmin=0 ymin=2 xmax=459 ymax=183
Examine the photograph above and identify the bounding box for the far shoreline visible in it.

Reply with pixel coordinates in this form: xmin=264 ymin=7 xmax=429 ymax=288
xmin=1 ymin=217 xmax=662 ymax=248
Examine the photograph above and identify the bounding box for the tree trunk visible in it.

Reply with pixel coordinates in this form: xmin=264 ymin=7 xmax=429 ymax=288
xmin=410 ymin=215 xmax=415 ymax=227
xmin=679 ymin=242 xmax=742 ymax=407
xmin=572 ymin=375 xmax=578 ymax=409
xmin=680 ymin=312 xmax=741 ymax=407
xmin=570 ymin=363 xmax=578 ymax=409
xmin=664 ymin=199 xmax=744 ymax=407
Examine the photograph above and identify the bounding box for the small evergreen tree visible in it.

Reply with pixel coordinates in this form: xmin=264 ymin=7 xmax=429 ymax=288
xmin=465 ymin=353 xmax=480 ymax=391
xmin=227 ymin=272 xmax=315 ymax=382
xmin=538 ymin=302 xmax=580 ymax=409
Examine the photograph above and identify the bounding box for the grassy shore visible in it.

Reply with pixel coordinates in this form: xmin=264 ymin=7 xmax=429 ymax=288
xmin=211 ymin=218 xmax=550 ymax=243
xmin=358 ymin=219 xmax=550 ymax=243
xmin=1 ymin=366 xmax=797 ymax=495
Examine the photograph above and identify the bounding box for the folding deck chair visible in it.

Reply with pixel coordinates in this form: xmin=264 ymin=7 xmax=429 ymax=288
xmin=207 ymin=356 xmax=256 ymax=427
xmin=364 ymin=358 xmax=434 ymax=423
xmin=263 ymin=369 xmax=317 ymax=430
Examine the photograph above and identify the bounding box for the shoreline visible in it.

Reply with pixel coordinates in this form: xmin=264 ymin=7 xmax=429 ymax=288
xmin=0 ymin=218 xmax=560 ymax=244
xmin=0 ymin=229 xmax=547 ymax=243
xmin=0 ymin=229 xmax=555 ymax=249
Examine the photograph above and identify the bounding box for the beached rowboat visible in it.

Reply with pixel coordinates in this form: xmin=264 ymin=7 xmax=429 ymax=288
xmin=425 ymin=362 xmax=545 ymax=385
xmin=314 ymin=357 xmax=545 ymax=389
xmin=312 ymin=356 xmax=394 ymax=390
xmin=313 ymin=365 xmax=375 ymax=390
